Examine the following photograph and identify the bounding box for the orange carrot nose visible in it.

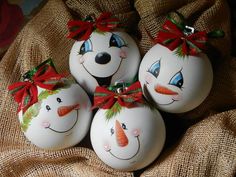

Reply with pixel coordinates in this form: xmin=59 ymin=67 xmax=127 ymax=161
xmin=57 ymin=104 xmax=80 ymax=117
xmin=155 ymin=84 xmax=178 ymax=95
xmin=115 ymin=120 xmax=128 ymax=147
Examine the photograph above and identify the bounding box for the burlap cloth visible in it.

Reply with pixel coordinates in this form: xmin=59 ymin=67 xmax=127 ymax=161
xmin=0 ymin=0 xmax=235 ymax=176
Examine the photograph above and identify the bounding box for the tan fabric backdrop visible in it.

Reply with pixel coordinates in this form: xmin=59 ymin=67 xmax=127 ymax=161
xmin=0 ymin=0 xmax=235 ymax=176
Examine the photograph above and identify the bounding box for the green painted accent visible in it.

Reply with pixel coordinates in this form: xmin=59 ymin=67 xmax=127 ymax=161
xmin=21 ymin=88 xmax=62 ymax=131
xmin=174 ymin=45 xmax=185 ymax=58
xmin=94 ymin=29 xmax=106 ymax=35
xmin=105 ymin=102 xmax=122 ymax=120
xmin=186 ymin=40 xmax=201 ymax=53
xmin=38 ymin=89 xmax=59 ymax=101
xmin=107 ymin=83 xmax=132 ymax=92
xmin=20 ymin=81 xmax=73 ymax=131
xmin=163 ymin=38 xmax=174 ymax=45
xmin=126 ymin=88 xmax=142 ymax=94
xmin=9 ymin=85 xmax=24 ymax=95
xmin=122 ymin=97 xmax=135 ymax=103
xmin=23 ymin=94 xmax=30 ymax=107
xmin=23 ymin=58 xmax=55 ymax=80
xmin=166 ymin=11 xmax=186 ymax=30
xmin=207 ymin=30 xmax=225 ymax=38
xmin=94 ymin=92 xmax=109 ymax=97
xmin=21 ymin=102 xmax=41 ymax=132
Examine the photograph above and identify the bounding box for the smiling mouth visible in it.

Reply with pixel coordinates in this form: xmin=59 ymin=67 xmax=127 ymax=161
xmin=93 ymin=75 xmax=113 ymax=86
xmin=144 ymin=83 xmax=178 ymax=106
xmin=45 ymin=110 xmax=78 ymax=133
xmin=81 ymin=57 xmax=123 ymax=86
xmin=157 ymin=99 xmax=176 ymax=105
xmin=107 ymin=136 xmax=140 ymax=161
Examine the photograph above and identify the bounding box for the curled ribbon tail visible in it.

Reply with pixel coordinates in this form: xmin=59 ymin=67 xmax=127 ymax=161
xmin=8 ymin=60 xmax=66 ymax=113
xmin=33 ymin=65 xmax=66 ymax=90
xmin=21 ymin=84 xmax=38 ymax=113
xmin=8 ymin=82 xmax=30 ymax=103
xmin=8 ymin=81 xmax=38 ymax=113
xmin=156 ymin=20 xmax=209 ymax=57
xmin=156 ymin=31 xmax=182 ymax=51
xmin=67 ymin=20 xmax=93 ymax=41
xmin=95 ymin=13 xmax=119 ymax=32
xmin=93 ymin=81 xmax=143 ymax=110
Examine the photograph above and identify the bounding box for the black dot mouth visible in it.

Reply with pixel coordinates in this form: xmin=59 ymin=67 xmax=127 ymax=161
xmin=45 ymin=110 xmax=79 ymax=133
xmin=107 ymin=136 xmax=140 ymax=161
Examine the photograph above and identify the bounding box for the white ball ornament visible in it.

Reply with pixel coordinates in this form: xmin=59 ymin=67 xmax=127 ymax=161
xmin=68 ymin=13 xmax=141 ymax=94
xmin=9 ymin=60 xmax=92 ymax=150
xmin=139 ymin=19 xmax=215 ymax=113
xmin=139 ymin=44 xmax=213 ymax=113
xmin=90 ymin=82 xmax=166 ymax=171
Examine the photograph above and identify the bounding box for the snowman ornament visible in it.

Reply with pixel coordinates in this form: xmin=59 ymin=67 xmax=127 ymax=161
xmin=68 ymin=12 xmax=141 ymax=94
xmin=8 ymin=59 xmax=92 ymax=150
xmin=139 ymin=19 xmax=224 ymax=113
xmin=90 ymin=82 xmax=166 ymax=171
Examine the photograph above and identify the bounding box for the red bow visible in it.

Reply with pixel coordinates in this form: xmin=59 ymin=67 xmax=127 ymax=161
xmin=93 ymin=82 xmax=143 ymax=109
xmin=8 ymin=64 xmax=65 ymax=113
xmin=67 ymin=12 xmax=119 ymax=41
xmin=155 ymin=20 xmax=207 ymax=56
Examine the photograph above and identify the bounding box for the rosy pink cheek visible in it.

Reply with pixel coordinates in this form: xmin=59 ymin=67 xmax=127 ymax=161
xmin=120 ymin=50 xmax=127 ymax=59
xmin=172 ymin=94 xmax=182 ymax=101
xmin=41 ymin=121 xmax=50 ymax=128
xmin=104 ymin=143 xmax=111 ymax=152
xmin=132 ymin=129 xmax=141 ymax=137
xmin=145 ymin=74 xmax=153 ymax=84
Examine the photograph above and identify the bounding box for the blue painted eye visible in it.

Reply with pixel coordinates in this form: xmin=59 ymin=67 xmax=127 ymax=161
xmin=79 ymin=39 xmax=92 ymax=55
xmin=169 ymin=71 xmax=184 ymax=89
xmin=148 ymin=60 xmax=161 ymax=78
xmin=109 ymin=34 xmax=127 ymax=48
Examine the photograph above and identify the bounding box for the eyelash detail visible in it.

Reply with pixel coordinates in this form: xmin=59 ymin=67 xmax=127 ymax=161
xmin=110 ymin=128 xmax=114 ymax=136
xmin=147 ymin=60 xmax=161 ymax=78
xmin=57 ymin=98 xmax=62 ymax=103
xmin=79 ymin=39 xmax=93 ymax=55
xmin=46 ymin=105 xmax=51 ymax=111
xmin=169 ymin=71 xmax=184 ymax=89
xmin=121 ymin=123 xmax=127 ymax=130
xmin=109 ymin=34 xmax=127 ymax=48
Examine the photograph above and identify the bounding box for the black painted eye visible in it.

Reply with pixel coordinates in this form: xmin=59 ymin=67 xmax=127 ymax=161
xmin=121 ymin=123 xmax=127 ymax=130
xmin=46 ymin=105 xmax=51 ymax=111
xmin=57 ymin=97 xmax=62 ymax=103
xmin=79 ymin=39 xmax=92 ymax=55
xmin=109 ymin=34 xmax=127 ymax=48
xmin=148 ymin=60 xmax=161 ymax=78
xmin=110 ymin=128 xmax=114 ymax=136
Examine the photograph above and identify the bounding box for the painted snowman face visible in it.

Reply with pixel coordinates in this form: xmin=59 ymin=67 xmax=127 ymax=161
xmin=69 ymin=31 xmax=140 ymax=94
xmin=90 ymin=106 xmax=165 ymax=171
xmin=139 ymin=44 xmax=213 ymax=113
xmin=18 ymin=83 xmax=92 ymax=150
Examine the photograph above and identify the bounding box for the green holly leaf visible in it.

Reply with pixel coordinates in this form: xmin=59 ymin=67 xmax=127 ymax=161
xmin=94 ymin=29 xmax=106 ymax=35
xmin=38 ymin=89 xmax=59 ymax=101
xmin=174 ymin=45 xmax=185 ymax=58
xmin=21 ymin=102 xmax=41 ymax=132
xmin=105 ymin=102 xmax=122 ymax=120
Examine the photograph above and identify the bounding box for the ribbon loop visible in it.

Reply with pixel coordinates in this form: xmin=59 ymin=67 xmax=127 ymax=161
xmin=156 ymin=12 xmax=224 ymax=57
xmin=156 ymin=20 xmax=208 ymax=57
xmin=93 ymin=81 xmax=143 ymax=110
xmin=67 ymin=12 xmax=119 ymax=41
xmin=8 ymin=59 xmax=65 ymax=113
